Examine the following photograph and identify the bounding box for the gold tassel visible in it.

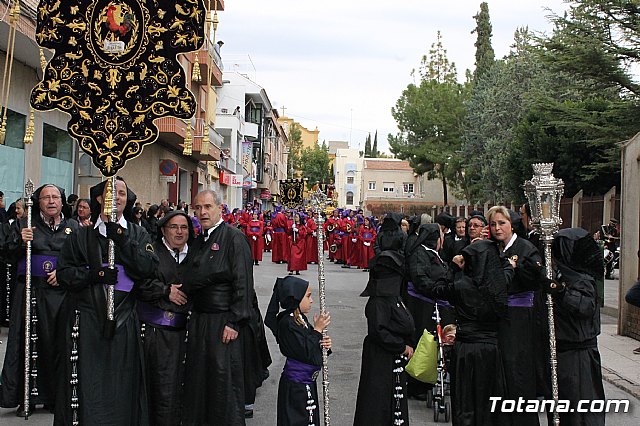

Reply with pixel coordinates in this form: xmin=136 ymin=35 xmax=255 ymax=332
xmin=0 ymin=116 xmax=6 ymax=145
xmin=23 ymin=108 xmax=35 ymax=144
xmin=192 ymin=53 xmax=201 ymax=83
xmin=183 ymin=121 xmax=192 ymax=156
xmin=39 ymin=48 xmax=47 ymax=75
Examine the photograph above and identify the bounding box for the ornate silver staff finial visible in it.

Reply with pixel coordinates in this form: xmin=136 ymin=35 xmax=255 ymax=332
xmin=309 ymin=187 xmax=331 ymax=426
xmin=523 ymin=163 xmax=564 ymax=426
xmin=23 ymin=179 xmax=34 ymax=418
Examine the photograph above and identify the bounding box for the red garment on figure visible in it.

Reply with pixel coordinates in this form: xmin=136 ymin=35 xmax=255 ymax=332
xmin=264 ymin=221 xmax=273 ymax=252
xmin=271 ymin=212 xmax=289 ymax=262
xmin=341 ymin=217 xmax=353 ymax=265
xmin=348 ymin=225 xmax=361 ymax=268
xmin=358 ymin=225 xmax=377 ymax=268
xmin=239 ymin=210 xmax=251 ymax=234
xmin=246 ymin=219 xmax=264 ymax=261
xmin=324 ymin=215 xmax=340 ymax=260
xmin=287 ymin=224 xmax=307 ymax=272
xmin=305 ymin=217 xmax=319 ymax=264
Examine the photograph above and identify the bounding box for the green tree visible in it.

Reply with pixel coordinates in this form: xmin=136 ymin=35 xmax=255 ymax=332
xmin=472 ymin=2 xmax=495 ymax=81
xmin=287 ymin=122 xmax=303 ymax=177
xmin=545 ymin=0 xmax=640 ymax=96
xmin=389 ymin=31 xmax=467 ymax=205
xmin=372 ymin=130 xmax=379 ymax=157
xmin=364 ymin=133 xmax=371 ymax=157
xmin=300 ymin=143 xmax=331 ymax=189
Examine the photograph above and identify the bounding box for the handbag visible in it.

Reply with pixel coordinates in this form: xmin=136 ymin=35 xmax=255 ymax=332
xmin=405 ymin=329 xmax=438 ymax=384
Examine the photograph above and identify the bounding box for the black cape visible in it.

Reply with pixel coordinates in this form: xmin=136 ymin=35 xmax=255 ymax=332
xmin=55 ymin=222 xmax=157 ymax=426
xmin=425 ymin=240 xmax=513 ymax=426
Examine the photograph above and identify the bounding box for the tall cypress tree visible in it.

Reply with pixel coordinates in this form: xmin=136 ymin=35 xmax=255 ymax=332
xmin=364 ymin=133 xmax=371 ymax=157
xmin=472 ymin=2 xmax=495 ymax=81
xmin=372 ymin=130 xmax=378 ymax=157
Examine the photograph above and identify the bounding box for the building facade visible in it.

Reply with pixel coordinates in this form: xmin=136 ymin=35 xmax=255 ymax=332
xmin=361 ymin=159 xmax=460 ymax=216
xmin=333 ymin=148 xmax=363 ymax=209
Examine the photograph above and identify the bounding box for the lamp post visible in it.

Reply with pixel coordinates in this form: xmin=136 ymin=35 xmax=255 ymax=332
xmin=523 ymin=163 xmax=564 ymax=426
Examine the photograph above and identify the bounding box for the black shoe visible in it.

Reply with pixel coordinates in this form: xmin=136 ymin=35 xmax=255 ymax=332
xmin=296 ymin=271 xmax=301 ymax=275
xmin=288 ymin=271 xmax=293 ymax=275
xmin=245 ymin=409 xmax=254 ymax=418
xmin=341 ymin=265 xmax=350 ymax=269
xmin=16 ymin=405 xmax=33 ymax=417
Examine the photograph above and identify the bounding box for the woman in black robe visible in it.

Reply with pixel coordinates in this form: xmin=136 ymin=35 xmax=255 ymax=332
xmin=264 ymin=276 xmax=332 ymax=426
xmin=404 ymin=223 xmax=455 ymax=399
xmin=487 ymin=206 xmax=544 ymax=426
xmin=353 ymin=248 xmax=415 ymax=426
xmin=424 ymin=239 xmax=514 ymax=426
xmin=546 ymin=228 xmax=605 ymax=426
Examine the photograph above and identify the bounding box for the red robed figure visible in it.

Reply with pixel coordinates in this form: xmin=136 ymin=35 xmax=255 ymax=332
xmin=305 ymin=216 xmax=319 ymax=264
xmin=246 ymin=217 xmax=264 ymax=262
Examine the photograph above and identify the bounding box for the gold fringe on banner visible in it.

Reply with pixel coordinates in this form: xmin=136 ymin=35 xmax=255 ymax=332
xmin=183 ymin=120 xmax=193 ymax=156
xmin=192 ymin=53 xmax=201 ymax=83
xmin=23 ymin=108 xmax=35 ymax=144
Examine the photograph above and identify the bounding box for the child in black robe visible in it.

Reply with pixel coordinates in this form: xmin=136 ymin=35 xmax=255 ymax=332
xmin=265 ymin=276 xmax=332 ymax=426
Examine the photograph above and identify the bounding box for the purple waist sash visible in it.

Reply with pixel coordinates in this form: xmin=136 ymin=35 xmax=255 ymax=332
xmin=282 ymin=358 xmax=321 ymax=385
xmin=102 ymin=263 xmax=135 ymax=293
xmin=17 ymin=255 xmax=57 ymax=277
xmin=250 ymin=227 xmax=261 ymax=232
xmin=274 ymin=227 xmax=285 ymax=232
xmin=407 ymin=281 xmax=452 ymax=309
xmin=507 ymin=291 xmax=534 ymax=308
xmin=362 ymin=233 xmax=373 ymax=239
xmin=137 ymin=301 xmax=187 ymax=329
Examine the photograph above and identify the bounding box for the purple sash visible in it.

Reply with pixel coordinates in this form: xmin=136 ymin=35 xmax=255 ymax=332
xmin=283 ymin=358 xmax=321 ymax=384
xmin=102 ymin=263 xmax=134 ymax=293
xmin=406 ymin=281 xmax=452 ymax=309
xmin=507 ymin=291 xmax=534 ymax=308
xmin=137 ymin=301 xmax=187 ymax=329
xmin=250 ymin=227 xmax=261 ymax=233
xmin=17 ymin=255 xmax=57 ymax=277
xmin=362 ymin=232 xmax=373 ymax=239
xmin=274 ymin=227 xmax=285 ymax=233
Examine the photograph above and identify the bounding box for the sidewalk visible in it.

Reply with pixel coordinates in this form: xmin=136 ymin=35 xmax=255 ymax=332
xmin=599 ymin=274 xmax=640 ymax=398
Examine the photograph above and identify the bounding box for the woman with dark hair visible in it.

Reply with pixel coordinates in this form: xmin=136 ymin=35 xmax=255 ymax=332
xmin=146 ymin=204 xmax=160 ymax=240
xmin=287 ymin=213 xmax=307 ymax=275
xmin=546 ymin=228 xmax=605 ymax=426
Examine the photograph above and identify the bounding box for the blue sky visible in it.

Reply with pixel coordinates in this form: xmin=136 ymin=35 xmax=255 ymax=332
xmin=217 ymin=0 xmax=568 ymax=153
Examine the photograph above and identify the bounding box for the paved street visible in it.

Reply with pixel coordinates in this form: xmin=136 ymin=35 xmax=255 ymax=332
xmin=1 ymin=252 xmax=640 ymax=425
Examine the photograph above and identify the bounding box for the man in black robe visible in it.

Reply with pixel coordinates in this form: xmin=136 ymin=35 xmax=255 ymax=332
xmin=55 ymin=178 xmax=157 ymax=425
xmin=136 ymin=210 xmax=193 ymax=426
xmin=0 ymin=184 xmax=79 ymax=416
xmin=182 ymin=189 xmax=253 ymax=425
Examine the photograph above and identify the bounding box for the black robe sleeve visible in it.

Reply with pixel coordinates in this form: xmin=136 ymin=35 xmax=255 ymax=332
xmin=408 ymin=247 xmax=447 ymax=297
xmin=557 ymin=276 xmax=597 ymax=319
xmin=365 ymin=297 xmax=410 ymax=354
xmin=277 ymin=315 xmax=324 ymax=366
xmin=507 ymin=237 xmax=543 ymax=294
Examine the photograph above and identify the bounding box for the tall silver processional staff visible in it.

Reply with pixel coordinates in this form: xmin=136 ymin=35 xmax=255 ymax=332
xmin=310 ymin=188 xmax=331 ymax=426
xmin=22 ymin=179 xmax=35 ymax=418
xmin=103 ymin=176 xmax=118 ymax=336
xmin=524 ymin=163 xmax=564 ymax=426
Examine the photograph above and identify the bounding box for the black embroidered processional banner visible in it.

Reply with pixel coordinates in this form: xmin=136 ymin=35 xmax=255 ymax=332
xmin=30 ymin=0 xmax=205 ymax=176
xmin=279 ymin=179 xmax=304 ymax=208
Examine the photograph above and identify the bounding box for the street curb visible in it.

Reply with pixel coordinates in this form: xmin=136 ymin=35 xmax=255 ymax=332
xmin=602 ymin=366 xmax=640 ymax=399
